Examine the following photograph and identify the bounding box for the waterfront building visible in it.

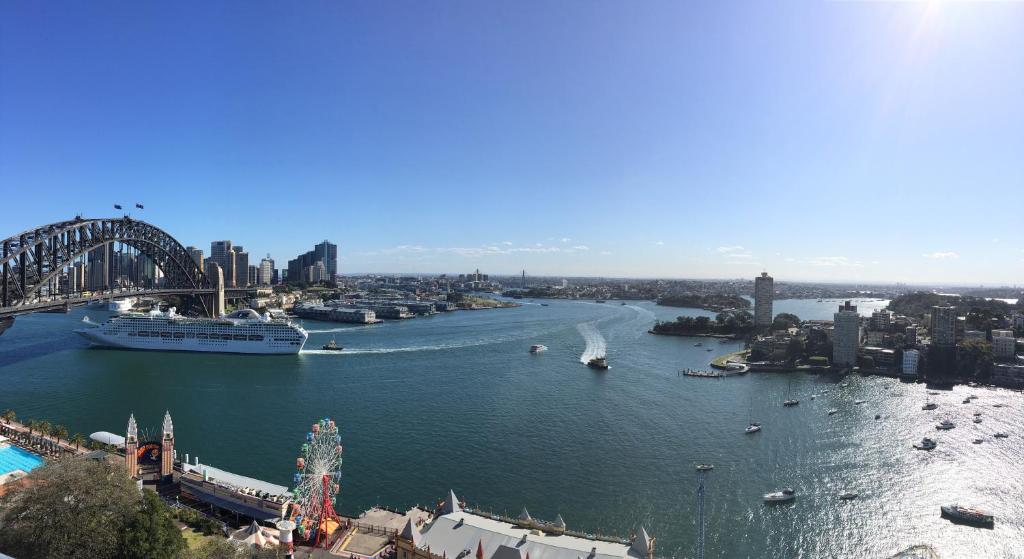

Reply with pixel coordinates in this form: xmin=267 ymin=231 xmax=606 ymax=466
xmin=902 ymin=348 xmax=920 ymax=378
xmin=395 ymin=490 xmax=654 ymax=559
xmin=991 ymin=363 xmax=1024 ymax=388
xmin=930 ymin=305 xmax=957 ymax=346
xmin=753 ymin=272 xmax=773 ymax=327
xmin=992 ymin=329 xmax=1017 ymax=360
xmin=832 ymin=301 xmax=861 ymax=367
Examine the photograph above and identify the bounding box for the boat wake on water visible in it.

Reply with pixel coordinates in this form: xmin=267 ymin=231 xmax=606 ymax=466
xmin=577 ymin=322 xmax=607 ymax=363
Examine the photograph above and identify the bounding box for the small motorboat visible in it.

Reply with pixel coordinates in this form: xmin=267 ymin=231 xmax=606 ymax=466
xmin=694 ymin=342 xmax=703 ymax=347
xmin=973 ymin=412 xmax=982 ymax=417
xmin=993 ymin=432 xmax=1009 ymax=439
xmin=874 ymin=414 xmax=881 ymax=420
xmin=810 ymin=394 xmax=816 ymax=400
xmin=854 ymin=400 xmax=866 ymax=405
xmin=839 ymin=492 xmax=859 ymax=501
xmin=763 ymin=488 xmax=796 ymax=503
xmin=745 ymin=423 xmax=762 ymax=434
xmin=540 ymin=303 xmax=549 ymax=307
xmin=922 ymin=401 xmax=938 ymax=411
xmin=972 ymin=438 xmax=983 ymax=444
xmin=696 ymin=464 xmax=714 ymax=472
xmin=783 ymin=399 xmax=799 ymax=407
xmin=827 ymin=409 xmax=839 ymax=416
xmin=963 ymin=398 xmax=971 ymax=404
xmin=993 ymin=403 xmax=1005 ymax=408
xmin=913 ymin=437 xmax=937 ymax=450
xmin=587 ymin=357 xmax=609 ymax=370
xmin=936 ymin=420 xmax=956 ymax=430
xmin=529 ymin=344 xmax=548 ymax=353
xmin=321 ymin=337 xmax=344 ymax=351
xmin=973 ymin=417 xmax=982 ymax=424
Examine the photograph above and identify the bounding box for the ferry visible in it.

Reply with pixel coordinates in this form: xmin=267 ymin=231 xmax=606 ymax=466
xmin=940 ymin=504 xmax=994 ymax=527
xmin=76 ymin=308 xmax=308 ymax=354
xmin=587 ymin=357 xmax=609 ymax=370
xmin=107 ymin=297 xmax=136 ymax=313
xmin=529 ymin=344 xmax=548 ymax=353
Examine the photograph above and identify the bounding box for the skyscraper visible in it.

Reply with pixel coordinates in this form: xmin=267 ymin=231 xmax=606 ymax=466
xmin=185 ymin=246 xmax=204 ymax=270
xmin=287 ymin=240 xmax=338 ymax=283
xmin=235 ymin=248 xmax=250 ymax=287
xmin=314 ymin=240 xmax=338 ymax=280
xmin=833 ymin=301 xmax=861 ymax=367
xmin=753 ymin=272 xmax=773 ymax=327
xmin=258 ymin=256 xmax=274 ymax=286
xmin=930 ymin=305 xmax=957 ymax=346
xmin=210 ymin=241 xmax=236 ymax=287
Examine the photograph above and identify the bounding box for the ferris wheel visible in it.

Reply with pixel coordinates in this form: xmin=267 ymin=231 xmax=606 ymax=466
xmin=292 ymin=418 xmax=344 ymax=547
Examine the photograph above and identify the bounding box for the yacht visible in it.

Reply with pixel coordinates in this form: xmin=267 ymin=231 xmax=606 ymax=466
xmin=922 ymin=401 xmax=938 ymax=411
xmin=940 ymin=504 xmax=994 ymax=527
xmin=962 ymin=398 xmax=971 ymax=404
xmin=973 ymin=412 xmax=982 ymax=417
xmin=783 ymin=399 xmax=799 ymax=407
xmin=839 ymin=492 xmax=859 ymax=501
xmin=854 ymin=400 xmax=866 ymax=405
xmin=783 ymin=380 xmax=799 ymax=406
xmin=763 ymin=488 xmax=796 ymax=503
xmin=107 ymin=297 xmax=136 ymax=313
xmin=529 ymin=344 xmax=548 ymax=353
xmin=936 ymin=420 xmax=956 ymax=430
xmin=694 ymin=342 xmax=703 ymax=347
xmin=972 ymin=438 xmax=983 ymax=444
xmin=993 ymin=432 xmax=1009 ymax=439
xmin=827 ymin=409 xmax=839 ymax=416
xmin=745 ymin=423 xmax=761 ymax=434
xmin=913 ymin=437 xmax=937 ymax=450
xmin=695 ymin=464 xmax=714 ymax=472
xmin=973 ymin=417 xmax=982 ymax=424
xmin=76 ymin=308 xmax=308 ymax=354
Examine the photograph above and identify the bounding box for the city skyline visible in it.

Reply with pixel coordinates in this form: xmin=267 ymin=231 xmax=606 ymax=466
xmin=3 ymin=2 xmax=1024 ymax=283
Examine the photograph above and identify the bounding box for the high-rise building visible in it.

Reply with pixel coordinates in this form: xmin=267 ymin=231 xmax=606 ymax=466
xmin=247 ymin=265 xmax=257 ymax=287
xmin=314 ymin=240 xmax=338 ymax=280
xmin=235 ymin=249 xmax=250 ymax=287
xmin=992 ymin=330 xmax=1017 ymax=360
xmin=905 ymin=326 xmax=917 ymax=346
xmin=870 ymin=309 xmax=892 ymax=331
xmin=753 ymin=272 xmax=773 ymax=327
xmin=287 ymin=240 xmax=338 ymax=283
xmin=930 ymin=305 xmax=957 ymax=346
xmin=258 ymin=256 xmax=275 ymax=286
xmin=210 ymin=241 xmax=236 ymax=287
xmin=833 ymin=300 xmax=861 ymax=367
xmin=185 ymin=246 xmax=204 ymax=271
xmin=902 ymin=349 xmax=920 ymax=377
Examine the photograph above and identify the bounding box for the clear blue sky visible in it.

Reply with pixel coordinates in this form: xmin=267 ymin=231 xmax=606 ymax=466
xmin=2 ymin=2 xmax=1022 ymax=284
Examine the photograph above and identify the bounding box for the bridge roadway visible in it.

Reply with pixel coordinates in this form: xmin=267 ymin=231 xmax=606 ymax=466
xmin=0 ymin=287 xmax=254 ymax=320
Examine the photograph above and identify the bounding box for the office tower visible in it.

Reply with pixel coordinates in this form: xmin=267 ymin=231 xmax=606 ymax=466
xmin=930 ymin=305 xmax=957 ymax=346
xmin=258 ymin=256 xmax=274 ymax=286
xmin=754 ymin=272 xmax=773 ymax=327
xmin=833 ymin=301 xmax=861 ymax=367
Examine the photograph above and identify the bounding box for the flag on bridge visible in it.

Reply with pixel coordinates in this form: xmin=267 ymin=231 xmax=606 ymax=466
xmin=114 ymin=204 xmax=122 ymax=210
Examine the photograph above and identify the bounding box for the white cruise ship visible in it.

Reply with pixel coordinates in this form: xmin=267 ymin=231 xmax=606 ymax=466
xmin=76 ymin=308 xmax=307 ymax=354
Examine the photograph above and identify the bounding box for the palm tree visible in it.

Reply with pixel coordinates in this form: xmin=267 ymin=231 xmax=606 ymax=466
xmin=25 ymin=419 xmax=37 ymax=435
xmin=70 ymin=433 xmax=85 ymax=450
xmin=1 ymin=409 xmax=14 ymax=424
xmin=38 ymin=420 xmax=51 ymax=437
xmin=52 ymin=424 xmax=68 ymax=446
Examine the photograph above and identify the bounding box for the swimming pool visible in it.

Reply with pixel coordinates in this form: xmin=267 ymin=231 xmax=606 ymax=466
xmin=0 ymin=444 xmax=44 ymax=475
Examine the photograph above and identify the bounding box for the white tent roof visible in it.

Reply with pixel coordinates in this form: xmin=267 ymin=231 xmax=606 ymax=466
xmin=415 ymin=511 xmax=640 ymax=559
xmin=89 ymin=431 xmax=126 ymax=447
xmin=232 ymin=520 xmax=278 ymax=547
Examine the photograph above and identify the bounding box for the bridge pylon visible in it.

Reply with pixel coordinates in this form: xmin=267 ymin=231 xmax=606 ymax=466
xmin=203 ymin=262 xmax=225 ymax=317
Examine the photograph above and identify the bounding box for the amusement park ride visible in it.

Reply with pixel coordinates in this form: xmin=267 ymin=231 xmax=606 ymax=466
xmin=287 ymin=418 xmax=345 ymax=550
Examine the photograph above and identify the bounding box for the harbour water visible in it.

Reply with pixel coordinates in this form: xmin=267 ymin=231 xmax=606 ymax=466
xmin=0 ymin=298 xmax=1021 ymax=558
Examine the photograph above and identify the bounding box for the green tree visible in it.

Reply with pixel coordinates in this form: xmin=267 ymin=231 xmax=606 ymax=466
xmin=785 ymin=337 xmax=805 ymax=360
xmin=771 ymin=313 xmax=801 ymax=331
xmin=0 ymin=459 xmax=139 ymax=559
xmin=119 ymin=490 xmax=186 ymax=559
xmin=0 ymin=409 xmax=14 ymax=424
xmin=36 ymin=420 xmax=51 ymax=441
xmin=70 ymin=433 xmax=85 ymax=449
xmin=957 ymin=339 xmax=993 ymax=380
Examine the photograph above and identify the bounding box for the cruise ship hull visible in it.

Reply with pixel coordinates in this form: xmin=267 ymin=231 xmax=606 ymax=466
xmin=76 ymin=328 xmax=304 ymax=354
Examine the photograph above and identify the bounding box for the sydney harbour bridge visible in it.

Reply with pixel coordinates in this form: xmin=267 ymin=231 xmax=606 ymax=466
xmin=0 ymin=216 xmax=253 ymax=323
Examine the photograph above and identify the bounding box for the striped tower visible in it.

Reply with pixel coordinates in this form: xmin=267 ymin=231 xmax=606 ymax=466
xmin=161 ymin=411 xmax=174 ymax=482
xmin=125 ymin=413 xmax=138 ymax=478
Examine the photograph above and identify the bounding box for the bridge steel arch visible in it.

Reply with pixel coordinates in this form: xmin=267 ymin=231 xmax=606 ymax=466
xmin=1 ymin=217 xmax=212 ymax=317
